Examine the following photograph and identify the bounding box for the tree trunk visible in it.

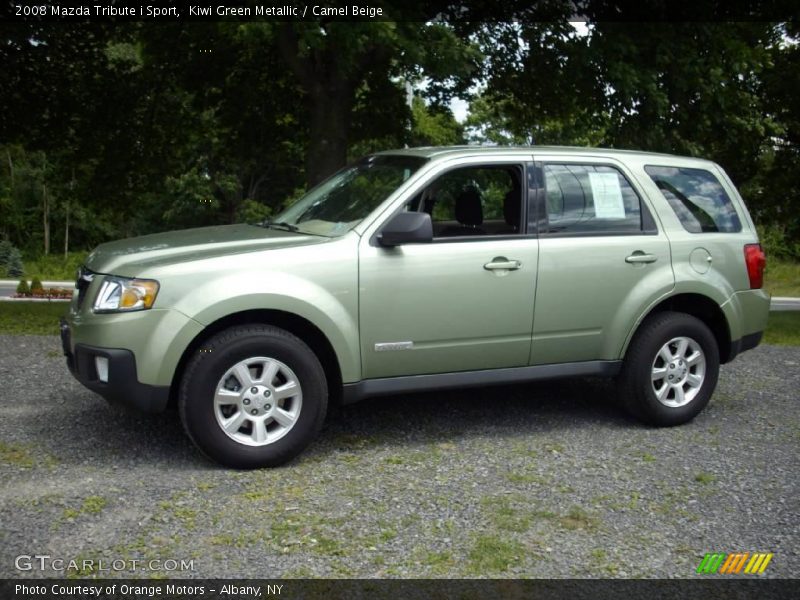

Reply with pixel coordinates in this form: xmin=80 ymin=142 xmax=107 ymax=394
xmin=275 ymin=25 xmax=355 ymax=189
xmin=6 ymin=148 xmax=13 ymax=189
xmin=305 ymin=83 xmax=352 ymax=187
xmin=42 ymin=182 xmax=50 ymax=255
xmin=64 ymin=200 xmax=70 ymax=258
xmin=66 ymin=167 xmax=75 ymax=258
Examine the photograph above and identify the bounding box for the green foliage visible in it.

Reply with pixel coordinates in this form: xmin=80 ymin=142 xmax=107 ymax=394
xmin=757 ymin=225 xmax=800 ymax=262
xmin=472 ymin=21 xmax=799 ymax=249
xmin=409 ymin=97 xmax=463 ymax=146
xmin=235 ymin=199 xmax=272 ymax=224
xmin=23 ymin=252 xmax=86 ymax=281
xmin=16 ymin=278 xmax=30 ymax=295
xmin=30 ymin=277 xmax=44 ymax=293
xmin=163 ymin=168 xmax=222 ymax=230
xmin=0 ymin=240 xmax=24 ymax=277
xmin=0 ymin=19 xmax=798 ymax=253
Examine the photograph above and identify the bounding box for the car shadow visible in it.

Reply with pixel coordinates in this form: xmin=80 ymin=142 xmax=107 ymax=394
xmin=318 ymin=377 xmax=634 ymax=447
xmin=43 ymin=377 xmax=634 ymax=469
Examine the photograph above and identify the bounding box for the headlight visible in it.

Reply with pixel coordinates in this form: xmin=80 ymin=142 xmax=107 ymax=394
xmin=93 ymin=276 xmax=160 ymax=313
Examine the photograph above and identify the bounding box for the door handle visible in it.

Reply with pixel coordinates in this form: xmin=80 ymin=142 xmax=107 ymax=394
xmin=484 ymin=257 xmax=521 ymax=271
xmin=625 ymin=252 xmax=657 ymax=264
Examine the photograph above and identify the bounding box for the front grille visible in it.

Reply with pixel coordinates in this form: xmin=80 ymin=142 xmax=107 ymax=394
xmin=75 ymin=266 xmax=95 ymax=309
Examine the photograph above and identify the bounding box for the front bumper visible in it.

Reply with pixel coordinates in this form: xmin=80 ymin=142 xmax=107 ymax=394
xmin=61 ymin=319 xmax=169 ymax=413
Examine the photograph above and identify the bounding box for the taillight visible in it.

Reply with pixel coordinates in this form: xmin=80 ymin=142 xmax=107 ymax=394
xmin=743 ymin=243 xmax=766 ymax=289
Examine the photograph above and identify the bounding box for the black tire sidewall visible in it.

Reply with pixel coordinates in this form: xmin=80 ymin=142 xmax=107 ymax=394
xmin=181 ymin=326 xmax=327 ymax=468
xmin=625 ymin=313 xmax=720 ymax=426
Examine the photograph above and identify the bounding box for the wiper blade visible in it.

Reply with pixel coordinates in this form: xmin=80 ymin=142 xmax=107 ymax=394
xmin=262 ymin=220 xmax=300 ymax=232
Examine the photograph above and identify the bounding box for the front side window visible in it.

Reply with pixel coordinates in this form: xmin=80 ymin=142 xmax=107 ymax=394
xmin=542 ymin=164 xmax=644 ymax=234
xmin=644 ymin=166 xmax=742 ymax=233
xmin=272 ymin=155 xmax=427 ymax=237
xmin=405 ymin=165 xmax=524 ymax=238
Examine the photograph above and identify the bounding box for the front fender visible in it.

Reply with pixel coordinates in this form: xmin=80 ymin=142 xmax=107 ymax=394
xmin=176 ymin=271 xmax=361 ymax=383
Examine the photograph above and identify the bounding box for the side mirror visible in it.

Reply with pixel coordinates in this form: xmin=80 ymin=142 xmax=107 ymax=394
xmin=378 ymin=212 xmax=433 ymax=246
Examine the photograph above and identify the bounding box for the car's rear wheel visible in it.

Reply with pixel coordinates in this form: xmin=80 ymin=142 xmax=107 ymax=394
xmin=179 ymin=324 xmax=327 ymax=468
xmin=619 ymin=311 xmax=720 ymax=426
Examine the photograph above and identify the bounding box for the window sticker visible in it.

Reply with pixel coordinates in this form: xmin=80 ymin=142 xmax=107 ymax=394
xmin=588 ymin=172 xmax=625 ymax=219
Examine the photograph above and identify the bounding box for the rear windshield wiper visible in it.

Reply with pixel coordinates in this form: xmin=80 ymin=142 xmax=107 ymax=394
xmin=262 ymin=220 xmax=300 ymax=232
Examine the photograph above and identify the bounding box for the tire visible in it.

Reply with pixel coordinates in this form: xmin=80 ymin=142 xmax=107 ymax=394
xmin=179 ymin=324 xmax=328 ymax=468
xmin=618 ymin=311 xmax=720 ymax=427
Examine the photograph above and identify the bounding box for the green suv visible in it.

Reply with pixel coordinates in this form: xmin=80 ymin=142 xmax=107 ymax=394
xmin=61 ymin=146 xmax=769 ymax=467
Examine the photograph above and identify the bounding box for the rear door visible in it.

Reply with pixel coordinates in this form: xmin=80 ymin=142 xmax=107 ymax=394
xmin=530 ymin=156 xmax=675 ymax=365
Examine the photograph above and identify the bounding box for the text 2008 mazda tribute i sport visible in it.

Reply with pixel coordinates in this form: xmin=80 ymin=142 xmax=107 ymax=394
xmin=61 ymin=146 xmax=770 ymax=468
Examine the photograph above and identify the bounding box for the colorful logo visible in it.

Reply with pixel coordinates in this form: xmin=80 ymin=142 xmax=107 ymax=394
xmin=696 ymin=552 xmax=773 ymax=575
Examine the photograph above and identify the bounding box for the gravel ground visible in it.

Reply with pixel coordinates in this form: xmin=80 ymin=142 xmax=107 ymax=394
xmin=0 ymin=335 xmax=797 ymax=579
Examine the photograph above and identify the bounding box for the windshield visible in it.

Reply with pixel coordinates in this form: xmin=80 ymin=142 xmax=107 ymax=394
xmin=270 ymin=155 xmax=428 ymax=237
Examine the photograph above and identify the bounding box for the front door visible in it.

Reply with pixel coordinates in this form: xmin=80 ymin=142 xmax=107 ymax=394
xmin=359 ymin=162 xmax=539 ymax=379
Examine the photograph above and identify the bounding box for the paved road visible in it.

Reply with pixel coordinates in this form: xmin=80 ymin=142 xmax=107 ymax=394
xmin=0 ymin=335 xmax=797 ymax=579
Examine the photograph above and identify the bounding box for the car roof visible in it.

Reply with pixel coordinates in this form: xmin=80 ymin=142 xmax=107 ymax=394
xmin=374 ymin=145 xmax=713 ymax=164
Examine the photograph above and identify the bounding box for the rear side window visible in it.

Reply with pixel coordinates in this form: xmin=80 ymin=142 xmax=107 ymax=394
xmin=541 ymin=164 xmax=644 ymax=234
xmin=645 ymin=166 xmax=742 ymax=233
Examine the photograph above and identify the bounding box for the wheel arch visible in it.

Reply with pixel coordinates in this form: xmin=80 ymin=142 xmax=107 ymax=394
xmin=168 ymin=309 xmax=343 ymax=409
xmin=626 ymin=293 xmax=733 ymax=363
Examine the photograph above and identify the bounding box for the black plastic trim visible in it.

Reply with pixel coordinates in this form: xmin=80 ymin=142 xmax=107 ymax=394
xmin=430 ymin=233 xmax=536 ymax=244
xmin=538 ymin=229 xmax=659 ymax=238
xmin=341 ymin=360 xmax=622 ymax=404
xmin=63 ymin=336 xmax=169 ymax=413
xmin=726 ymin=330 xmax=763 ymax=363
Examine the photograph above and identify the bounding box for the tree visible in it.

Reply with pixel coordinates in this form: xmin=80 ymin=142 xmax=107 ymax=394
xmin=410 ymin=96 xmax=464 ymax=146
xmin=741 ymin=23 xmax=800 ymax=257
xmin=586 ymin=23 xmax=780 ymax=181
xmin=273 ymin=20 xmax=481 ymax=186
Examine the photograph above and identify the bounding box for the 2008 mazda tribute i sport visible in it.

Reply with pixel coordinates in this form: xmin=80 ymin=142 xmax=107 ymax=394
xmin=60 ymin=146 xmax=770 ymax=468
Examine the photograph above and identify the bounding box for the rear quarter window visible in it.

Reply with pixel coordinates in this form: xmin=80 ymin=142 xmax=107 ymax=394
xmin=645 ymin=165 xmax=742 ymax=233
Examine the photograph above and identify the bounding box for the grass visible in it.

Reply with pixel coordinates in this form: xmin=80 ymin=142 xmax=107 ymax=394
xmin=482 ymin=497 xmax=533 ymax=532
xmin=764 ymin=260 xmax=800 ymax=298
xmin=21 ymin=252 xmax=86 ymax=281
xmin=422 ymin=550 xmax=455 ymax=572
xmin=0 ymin=302 xmax=66 ymax=335
xmin=505 ymin=472 xmax=548 ymax=485
xmin=63 ymin=496 xmax=108 ymax=519
xmin=558 ymin=506 xmax=598 ymax=531
xmin=466 ymin=534 xmax=525 ymax=574
xmin=0 ymin=440 xmax=58 ymax=468
xmin=0 ymin=441 xmax=36 ymax=467
xmin=694 ymin=472 xmax=717 ymax=485
xmin=764 ymin=312 xmax=800 ymax=346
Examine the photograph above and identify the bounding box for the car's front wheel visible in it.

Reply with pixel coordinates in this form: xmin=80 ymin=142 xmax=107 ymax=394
xmin=619 ymin=311 xmax=720 ymax=426
xmin=179 ymin=324 xmax=327 ymax=468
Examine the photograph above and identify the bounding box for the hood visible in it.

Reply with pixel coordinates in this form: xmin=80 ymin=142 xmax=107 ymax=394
xmin=85 ymin=224 xmax=327 ymax=276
